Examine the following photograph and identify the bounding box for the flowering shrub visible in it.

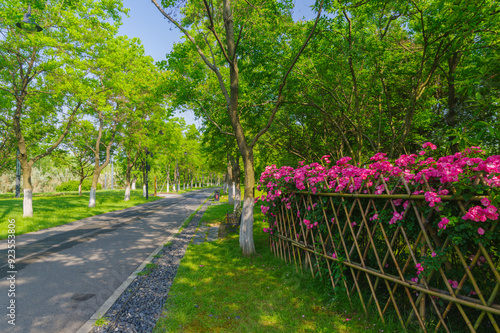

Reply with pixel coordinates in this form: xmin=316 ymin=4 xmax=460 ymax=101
xmin=258 ymin=145 xmax=500 ymax=332
xmin=258 ymin=145 xmax=500 ymax=246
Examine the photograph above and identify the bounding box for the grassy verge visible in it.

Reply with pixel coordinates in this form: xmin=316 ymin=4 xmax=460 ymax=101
xmin=0 ymin=190 xmax=162 ymax=239
xmin=153 ymin=201 xmax=401 ymax=333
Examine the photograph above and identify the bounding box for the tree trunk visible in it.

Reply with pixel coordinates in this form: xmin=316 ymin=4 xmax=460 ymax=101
xmin=142 ymin=167 xmax=147 ymax=197
xmin=227 ymin=154 xmax=234 ymax=205
xmin=14 ymin=99 xmax=34 ymax=217
xmin=233 ymin=154 xmax=241 ymax=211
xmin=124 ymin=168 xmax=131 ymax=201
xmin=78 ymin=178 xmax=83 ymax=196
xmin=22 ymin=161 xmax=33 ymax=217
xmin=446 ymin=52 xmax=460 ymax=153
xmin=89 ymin=187 xmax=96 ymax=207
xmin=88 ymin=172 xmax=100 ymax=208
xmin=239 ymin=151 xmax=255 ymax=255
xmin=132 ymin=175 xmax=136 ymax=190
xmin=124 ymin=185 xmax=131 ymax=201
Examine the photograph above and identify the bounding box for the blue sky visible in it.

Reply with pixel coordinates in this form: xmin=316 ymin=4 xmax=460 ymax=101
xmin=116 ymin=1 xmax=318 ymax=126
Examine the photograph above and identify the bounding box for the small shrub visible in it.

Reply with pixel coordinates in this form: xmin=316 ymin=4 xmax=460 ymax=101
xmin=56 ymin=180 xmax=102 ymax=192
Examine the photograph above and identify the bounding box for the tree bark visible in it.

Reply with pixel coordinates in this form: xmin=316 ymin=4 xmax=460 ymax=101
xmin=232 ymin=154 xmax=241 ymax=211
xmin=78 ymin=179 xmax=83 ymax=196
xmin=88 ymin=108 xmax=116 ymax=208
xmin=446 ymin=52 xmax=460 ymax=153
xmin=227 ymin=153 xmax=234 ymax=205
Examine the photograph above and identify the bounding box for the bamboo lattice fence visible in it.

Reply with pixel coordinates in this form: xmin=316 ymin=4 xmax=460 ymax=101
xmin=266 ymin=175 xmax=500 ymax=332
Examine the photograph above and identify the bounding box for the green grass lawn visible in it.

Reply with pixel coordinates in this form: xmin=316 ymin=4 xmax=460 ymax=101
xmin=153 ymin=199 xmax=401 ymax=333
xmin=0 ymin=189 xmax=162 ymax=239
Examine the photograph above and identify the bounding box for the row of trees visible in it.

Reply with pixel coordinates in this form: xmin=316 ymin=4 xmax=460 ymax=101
xmin=0 ymin=1 xmax=222 ymax=217
xmin=153 ymin=0 xmax=500 ymax=254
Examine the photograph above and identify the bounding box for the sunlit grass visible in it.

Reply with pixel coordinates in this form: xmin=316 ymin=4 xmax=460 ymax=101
xmin=0 ymin=190 xmax=162 ymax=239
xmin=153 ymin=202 xmax=403 ymax=333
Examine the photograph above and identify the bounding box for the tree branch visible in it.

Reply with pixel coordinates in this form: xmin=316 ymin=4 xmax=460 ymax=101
xmin=203 ymin=0 xmax=233 ymax=66
xmin=198 ymin=104 xmax=235 ymax=137
xmin=31 ymin=101 xmax=82 ymax=164
xmin=250 ymin=0 xmax=324 ymax=148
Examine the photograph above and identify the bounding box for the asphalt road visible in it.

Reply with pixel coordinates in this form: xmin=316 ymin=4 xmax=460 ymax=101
xmin=0 ymin=189 xmax=214 ymax=333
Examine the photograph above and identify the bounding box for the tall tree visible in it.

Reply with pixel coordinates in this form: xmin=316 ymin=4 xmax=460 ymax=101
xmin=152 ymin=0 xmax=323 ymax=255
xmin=0 ymin=0 xmax=124 ymax=216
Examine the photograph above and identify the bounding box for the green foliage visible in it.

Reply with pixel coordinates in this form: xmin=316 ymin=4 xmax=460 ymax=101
xmin=56 ymin=180 xmax=102 ymax=192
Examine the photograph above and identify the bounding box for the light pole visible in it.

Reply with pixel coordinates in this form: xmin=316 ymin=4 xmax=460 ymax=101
xmin=145 ymin=148 xmax=152 ymax=200
xmin=15 ymin=148 xmax=21 ymax=198
xmin=16 ymin=5 xmax=43 ymax=33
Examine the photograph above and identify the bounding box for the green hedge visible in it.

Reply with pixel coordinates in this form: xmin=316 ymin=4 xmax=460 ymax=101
xmin=56 ymin=180 xmax=102 ymax=192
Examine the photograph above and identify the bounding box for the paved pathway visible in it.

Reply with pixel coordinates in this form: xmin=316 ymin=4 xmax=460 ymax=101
xmin=0 ymin=189 xmax=214 ymax=333
xmin=190 ymin=203 xmax=222 ymax=245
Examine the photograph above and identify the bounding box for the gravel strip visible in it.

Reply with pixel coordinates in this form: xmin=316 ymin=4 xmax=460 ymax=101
xmin=90 ymin=201 xmax=211 ymax=333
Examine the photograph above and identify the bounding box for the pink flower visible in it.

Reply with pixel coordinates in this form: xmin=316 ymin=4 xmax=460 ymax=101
xmin=389 ymin=211 xmax=403 ymax=225
xmin=263 ymin=228 xmax=269 ymax=233
xmin=416 ymin=263 xmax=424 ymax=275
xmin=345 ymin=318 xmax=351 ymax=322
xmin=478 ymin=227 xmax=485 ymax=235
xmin=331 ymin=217 xmax=336 ymax=223
xmin=431 ymin=252 xmax=436 ymax=257
xmin=481 ymin=198 xmax=491 ymax=207
xmin=403 ymin=201 xmax=410 ymax=210
xmin=332 ymin=252 xmax=337 ymax=259
xmin=419 ymin=151 xmax=426 ymax=156
xmin=425 ymin=191 xmax=441 ymax=208
xmin=369 ymin=214 xmax=379 ymax=221
xmin=411 ymin=277 xmax=419 ymax=283
xmin=422 ymin=142 xmax=437 ymax=150
xmin=438 ymin=217 xmax=449 ymax=230
xmin=351 ymin=222 xmax=357 ymax=227
xmin=448 ymin=279 xmax=459 ymax=289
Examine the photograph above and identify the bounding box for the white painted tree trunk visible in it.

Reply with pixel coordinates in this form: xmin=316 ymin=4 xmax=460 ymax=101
xmin=234 ymin=185 xmax=241 ymax=211
xmin=239 ymin=196 xmax=255 ymax=254
xmin=78 ymin=183 xmax=82 ymax=196
xmin=124 ymin=185 xmax=131 ymax=201
xmin=132 ymin=177 xmax=136 ymax=190
xmin=228 ymin=182 xmax=234 ymax=205
xmin=167 ymin=182 xmax=169 ymax=193
xmin=143 ymin=184 xmax=147 ymax=197
xmin=23 ymin=189 xmax=33 ymax=217
xmin=88 ymin=187 xmax=96 ymax=208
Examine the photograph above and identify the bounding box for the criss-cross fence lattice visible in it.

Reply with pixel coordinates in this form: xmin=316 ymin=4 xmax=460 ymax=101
xmin=267 ymin=175 xmax=500 ymax=332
